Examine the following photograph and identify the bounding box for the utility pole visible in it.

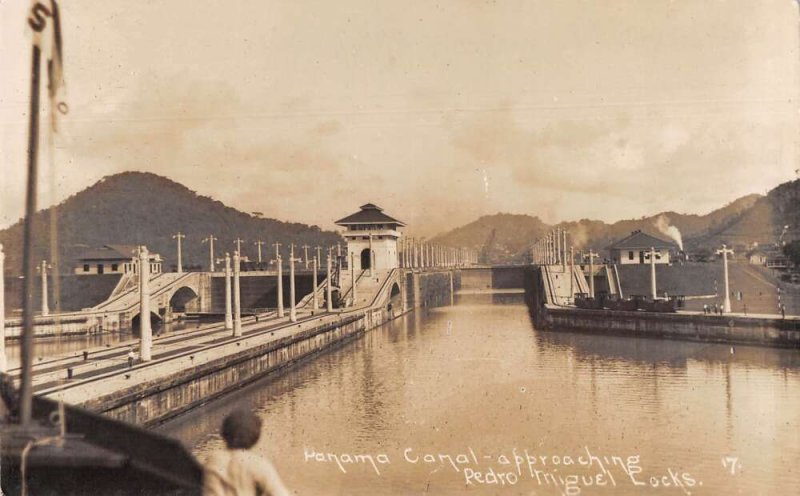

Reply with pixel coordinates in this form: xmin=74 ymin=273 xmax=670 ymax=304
xmin=587 ymin=250 xmax=598 ymax=299
xmin=327 ymin=250 xmax=334 ymax=312
xmin=233 ymin=250 xmax=242 ymax=336
xmin=38 ymin=260 xmax=50 ymax=316
xmin=350 ymin=251 xmax=357 ymax=305
xmin=312 ymin=256 xmax=319 ymax=310
xmin=562 ymin=230 xmax=567 ymax=270
xmin=716 ymin=244 xmax=734 ymax=313
xmin=254 ymin=240 xmax=265 ymax=263
xmin=216 ymin=253 xmax=233 ymax=330
xmin=302 ymin=244 xmax=310 ymax=270
xmin=234 ymin=238 xmax=245 ymax=258
xmin=0 ymin=244 xmax=6 ymax=372
xmin=271 ymin=242 xmax=284 ymax=318
xmin=139 ymin=246 xmax=152 ymax=361
xmin=289 ymin=244 xmax=299 ymax=322
xmin=648 ymin=247 xmax=657 ymax=300
xmin=172 ymin=232 xmax=185 ymax=274
xmin=202 ymin=235 xmax=217 ymax=271
xmin=569 ymin=245 xmax=575 ymax=304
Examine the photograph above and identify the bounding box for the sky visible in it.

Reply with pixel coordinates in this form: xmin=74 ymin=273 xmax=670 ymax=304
xmin=2 ymin=0 xmax=799 ymax=236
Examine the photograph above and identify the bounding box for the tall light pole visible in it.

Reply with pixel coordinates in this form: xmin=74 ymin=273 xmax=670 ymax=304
xmin=569 ymin=245 xmax=574 ymax=303
xmin=289 ymin=244 xmax=299 ymax=322
xmin=172 ymin=232 xmax=185 ymax=273
xmin=368 ymin=233 xmax=374 ymax=276
xmin=326 ymin=250 xmax=334 ymax=312
xmin=254 ymin=240 xmax=265 ymax=263
xmin=38 ymin=260 xmax=50 ymax=316
xmin=717 ymin=244 xmax=734 ymax=313
xmin=233 ymin=250 xmax=242 ymax=336
xmin=217 ymin=253 xmax=233 ymax=330
xmin=202 ymin=235 xmax=217 ymax=271
xmin=647 ymin=247 xmax=657 ymax=300
xmin=0 ymin=244 xmax=6 ymax=372
xmin=234 ymin=238 xmax=245 ymax=258
xmin=312 ymin=256 xmax=319 ymax=310
xmin=350 ymin=251 xmax=357 ymax=305
xmin=271 ymin=242 xmax=284 ymax=318
xmin=302 ymin=244 xmax=310 ymax=270
xmin=587 ymin=250 xmax=598 ymax=299
xmin=138 ymin=246 xmax=152 ymax=361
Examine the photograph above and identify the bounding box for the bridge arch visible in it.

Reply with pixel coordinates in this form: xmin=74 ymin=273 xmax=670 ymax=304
xmin=388 ymin=281 xmax=402 ymax=313
xmin=131 ymin=311 xmax=162 ymax=334
xmin=168 ymin=285 xmax=199 ymax=313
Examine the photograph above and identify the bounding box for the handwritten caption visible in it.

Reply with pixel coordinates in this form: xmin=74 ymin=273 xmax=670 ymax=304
xmin=303 ymin=446 xmax=738 ymax=494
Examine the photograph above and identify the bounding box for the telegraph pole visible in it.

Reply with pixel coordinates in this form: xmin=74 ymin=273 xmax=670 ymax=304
xmin=0 ymin=244 xmax=6 ymax=372
xmin=648 ymin=247 xmax=657 ymax=300
xmin=233 ymin=250 xmax=242 ymax=336
xmin=716 ymin=244 xmax=734 ymax=313
xmin=587 ymin=250 xmax=598 ymax=299
xmin=326 ymin=250 xmax=334 ymax=312
xmin=172 ymin=232 xmax=185 ymax=273
xmin=38 ymin=260 xmax=50 ymax=316
xmin=289 ymin=244 xmax=299 ymax=322
xmin=271 ymin=242 xmax=284 ymax=318
xmin=203 ymin=235 xmax=217 ymax=271
xmin=312 ymin=256 xmax=319 ymax=310
xmin=234 ymin=238 xmax=245 ymax=257
xmin=139 ymin=246 xmax=152 ymax=361
xmin=217 ymin=253 xmax=233 ymax=330
xmin=254 ymin=240 xmax=265 ymax=263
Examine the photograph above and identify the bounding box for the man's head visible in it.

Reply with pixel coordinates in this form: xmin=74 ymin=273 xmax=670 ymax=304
xmin=221 ymin=409 xmax=262 ymax=449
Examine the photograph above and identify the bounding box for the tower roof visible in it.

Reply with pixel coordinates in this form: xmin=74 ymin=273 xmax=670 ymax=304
xmin=335 ymin=203 xmax=406 ymax=226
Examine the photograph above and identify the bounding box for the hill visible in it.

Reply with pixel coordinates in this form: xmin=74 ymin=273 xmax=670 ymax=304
xmin=0 ymin=172 xmax=343 ymax=276
xmin=432 ymin=181 xmax=798 ymax=263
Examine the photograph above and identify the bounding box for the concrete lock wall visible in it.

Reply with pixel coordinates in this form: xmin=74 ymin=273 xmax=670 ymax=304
xmin=523 ymin=266 xmax=800 ymax=348
xmin=86 ymin=314 xmax=377 ymax=426
xmin=407 ymin=270 xmax=461 ymax=309
xmin=460 ymin=267 xmax=525 ymax=290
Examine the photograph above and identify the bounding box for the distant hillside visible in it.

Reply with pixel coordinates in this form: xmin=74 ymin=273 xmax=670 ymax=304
xmin=0 ymin=172 xmax=343 ymax=276
xmin=433 ymin=181 xmax=799 ymax=263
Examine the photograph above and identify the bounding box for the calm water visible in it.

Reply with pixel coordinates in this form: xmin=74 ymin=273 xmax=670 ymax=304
xmin=159 ymin=293 xmax=800 ymax=495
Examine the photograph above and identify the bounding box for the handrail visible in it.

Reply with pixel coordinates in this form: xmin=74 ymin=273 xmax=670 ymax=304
xmin=338 ymin=269 xmax=367 ymax=304
xmin=92 ymin=272 xmax=194 ymax=313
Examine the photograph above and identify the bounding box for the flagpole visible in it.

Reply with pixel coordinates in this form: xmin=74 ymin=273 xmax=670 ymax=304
xmin=20 ymin=43 xmax=43 ymax=428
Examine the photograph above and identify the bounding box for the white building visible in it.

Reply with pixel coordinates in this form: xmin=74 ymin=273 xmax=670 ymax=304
xmin=335 ymin=203 xmax=405 ymax=273
xmin=74 ymin=244 xmax=162 ymax=275
xmin=606 ymin=231 xmax=676 ymax=265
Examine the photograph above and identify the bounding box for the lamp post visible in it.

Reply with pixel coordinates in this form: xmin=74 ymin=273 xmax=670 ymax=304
xmin=234 ymin=238 xmax=244 ymax=257
xmin=202 ymin=235 xmax=217 ymax=271
xmin=254 ymin=240 xmax=265 ymax=263
xmin=351 ymin=251 xmax=357 ymax=305
xmin=271 ymin=242 xmax=284 ymax=318
xmin=288 ymin=244 xmax=300 ymax=322
xmin=233 ymin=250 xmax=242 ymax=336
xmin=38 ymin=260 xmax=50 ymax=316
xmin=302 ymin=244 xmax=310 ymax=270
xmin=368 ymin=233 xmax=374 ymax=276
xmin=138 ymin=246 xmax=152 ymax=361
xmin=312 ymin=256 xmax=319 ymax=310
xmin=569 ymin=245 xmax=574 ymax=303
xmin=587 ymin=250 xmax=598 ymax=299
xmin=0 ymin=244 xmax=6 ymax=372
xmin=172 ymin=232 xmax=185 ymax=274
xmin=216 ymin=253 xmax=233 ymax=330
xmin=716 ymin=244 xmax=734 ymax=313
xmin=647 ymin=247 xmax=657 ymax=300
xmin=327 ymin=250 xmax=334 ymax=312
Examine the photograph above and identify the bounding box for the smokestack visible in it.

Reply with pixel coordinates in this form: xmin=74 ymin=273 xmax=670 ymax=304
xmin=654 ymin=215 xmax=683 ymax=251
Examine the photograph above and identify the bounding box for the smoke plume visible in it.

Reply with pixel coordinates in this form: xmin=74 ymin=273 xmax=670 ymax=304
xmin=654 ymin=215 xmax=683 ymax=250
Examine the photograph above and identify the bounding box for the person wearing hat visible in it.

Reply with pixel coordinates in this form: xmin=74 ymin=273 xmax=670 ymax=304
xmin=203 ymin=409 xmax=290 ymax=496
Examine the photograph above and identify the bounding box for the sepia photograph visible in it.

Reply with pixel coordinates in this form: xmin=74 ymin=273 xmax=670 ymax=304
xmin=1 ymin=1 xmax=799 ymax=494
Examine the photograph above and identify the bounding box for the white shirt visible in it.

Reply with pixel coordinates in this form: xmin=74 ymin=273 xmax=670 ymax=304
xmin=203 ymin=449 xmax=291 ymax=496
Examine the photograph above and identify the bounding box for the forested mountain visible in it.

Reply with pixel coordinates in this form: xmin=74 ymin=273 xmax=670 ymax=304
xmin=0 ymin=172 xmax=343 ymax=275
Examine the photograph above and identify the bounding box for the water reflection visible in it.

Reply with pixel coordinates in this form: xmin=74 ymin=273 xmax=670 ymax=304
xmin=159 ymin=292 xmax=800 ymax=495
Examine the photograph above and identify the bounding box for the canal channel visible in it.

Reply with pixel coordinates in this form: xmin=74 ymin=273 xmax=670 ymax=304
xmin=156 ymin=291 xmax=799 ymax=495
